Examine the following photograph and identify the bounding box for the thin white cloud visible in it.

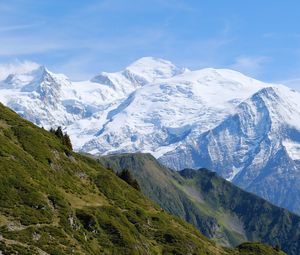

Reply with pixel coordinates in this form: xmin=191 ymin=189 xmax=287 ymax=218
xmin=0 ymin=60 xmax=40 ymax=80
xmin=230 ymin=55 xmax=270 ymax=76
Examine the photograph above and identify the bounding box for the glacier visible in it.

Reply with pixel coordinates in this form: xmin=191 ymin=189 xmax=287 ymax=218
xmin=1 ymin=57 xmax=300 ymax=214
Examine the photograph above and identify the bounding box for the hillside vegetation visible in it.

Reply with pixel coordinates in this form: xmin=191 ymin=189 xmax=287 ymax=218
xmin=98 ymin=153 xmax=299 ymax=255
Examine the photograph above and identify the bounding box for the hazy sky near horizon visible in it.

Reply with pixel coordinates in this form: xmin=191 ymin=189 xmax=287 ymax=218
xmin=0 ymin=0 xmax=300 ymax=89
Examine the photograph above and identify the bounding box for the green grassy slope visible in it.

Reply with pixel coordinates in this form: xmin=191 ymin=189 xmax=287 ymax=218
xmin=98 ymin=153 xmax=299 ymax=255
xmin=0 ymin=104 xmax=221 ymax=254
xmin=0 ymin=103 xmax=285 ymax=255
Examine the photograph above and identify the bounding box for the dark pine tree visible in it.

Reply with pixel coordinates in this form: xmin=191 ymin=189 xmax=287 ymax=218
xmin=55 ymin=126 xmax=64 ymax=140
xmin=117 ymin=169 xmax=140 ymax=191
xmin=63 ymin=133 xmax=73 ymax=151
xmin=50 ymin=126 xmax=73 ymax=151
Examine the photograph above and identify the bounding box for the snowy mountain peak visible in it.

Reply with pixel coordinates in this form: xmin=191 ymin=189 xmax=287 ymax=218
xmin=90 ymin=57 xmax=188 ymax=99
xmin=92 ymin=57 xmax=187 ymax=85
xmin=0 ymin=63 xmax=71 ymax=91
xmin=247 ymin=85 xmax=300 ymax=129
xmin=173 ymin=67 xmax=270 ymax=90
xmin=125 ymin=57 xmax=187 ymax=80
xmin=8 ymin=64 xmax=70 ymax=94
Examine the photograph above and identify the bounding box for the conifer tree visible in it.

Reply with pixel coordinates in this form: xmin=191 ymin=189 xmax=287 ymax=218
xmin=63 ymin=133 xmax=73 ymax=151
xmin=55 ymin=126 xmax=64 ymax=140
xmin=117 ymin=169 xmax=140 ymax=191
xmin=49 ymin=126 xmax=73 ymax=151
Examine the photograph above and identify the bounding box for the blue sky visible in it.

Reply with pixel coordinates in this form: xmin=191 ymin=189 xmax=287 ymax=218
xmin=0 ymin=0 xmax=300 ymax=89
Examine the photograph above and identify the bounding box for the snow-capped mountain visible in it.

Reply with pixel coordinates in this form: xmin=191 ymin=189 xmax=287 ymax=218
xmin=1 ymin=57 xmax=300 ymax=214
xmin=0 ymin=64 xmax=73 ymax=126
xmin=81 ymin=68 xmax=269 ymax=155
xmin=0 ymin=57 xmax=185 ymax=128
xmin=159 ymin=85 xmax=300 ymax=213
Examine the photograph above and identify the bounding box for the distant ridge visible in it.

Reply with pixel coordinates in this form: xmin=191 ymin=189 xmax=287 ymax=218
xmin=98 ymin=152 xmax=300 ymax=255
